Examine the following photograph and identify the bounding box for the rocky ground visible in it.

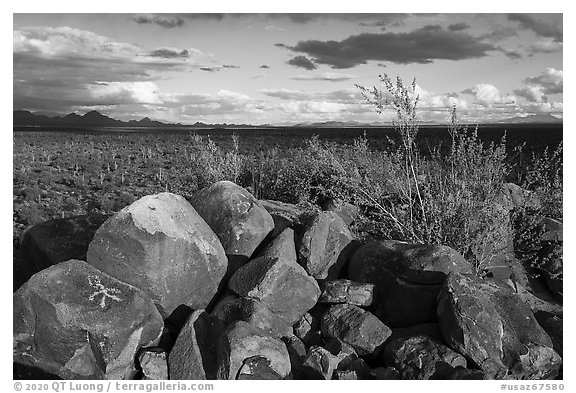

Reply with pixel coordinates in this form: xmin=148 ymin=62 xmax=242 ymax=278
xmin=13 ymin=181 xmax=563 ymax=380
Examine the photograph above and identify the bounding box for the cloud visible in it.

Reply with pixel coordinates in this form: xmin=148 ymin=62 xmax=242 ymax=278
xmin=514 ymin=68 xmax=563 ymax=103
xmin=287 ymin=55 xmax=317 ymax=70
xmin=448 ymin=23 xmax=470 ymax=31
xmin=507 ymin=13 xmax=563 ymax=42
xmin=462 ymin=84 xmax=515 ymax=106
xmin=260 ymin=65 xmax=270 ymax=69
xmin=88 ymin=81 xmax=162 ymax=104
xmin=199 ymin=64 xmax=240 ymax=72
xmin=525 ymin=68 xmax=563 ymax=94
xmin=289 ymin=73 xmax=356 ymax=82
xmin=132 ymin=14 xmax=185 ymax=29
xmin=280 ymin=26 xmax=496 ymax=68
xmin=527 ymin=40 xmax=563 ymax=55
xmin=149 ymin=48 xmax=197 ymax=58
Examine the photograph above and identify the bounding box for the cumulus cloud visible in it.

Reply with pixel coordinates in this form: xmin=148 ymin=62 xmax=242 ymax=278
xmin=280 ymin=26 xmax=496 ymax=68
xmin=527 ymin=40 xmax=563 ymax=55
xmin=507 ymin=13 xmax=563 ymax=42
xmin=462 ymin=84 xmax=515 ymax=106
xmin=289 ymin=73 xmax=356 ymax=82
xmin=149 ymin=48 xmax=199 ymax=58
xmin=287 ymin=55 xmax=317 ymax=70
xmin=448 ymin=23 xmax=470 ymax=31
xmin=88 ymin=81 xmax=162 ymax=104
xmin=514 ymin=68 xmax=563 ymax=103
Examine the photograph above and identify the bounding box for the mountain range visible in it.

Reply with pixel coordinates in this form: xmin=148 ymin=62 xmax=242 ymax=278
xmin=13 ymin=110 xmax=562 ymax=128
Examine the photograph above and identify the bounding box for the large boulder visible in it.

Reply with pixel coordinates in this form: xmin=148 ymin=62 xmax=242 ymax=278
xmin=17 ymin=214 xmax=109 ymax=289
xmin=348 ymin=240 xmax=472 ymax=327
xmin=229 ymin=228 xmax=320 ymax=325
xmin=13 ymin=260 xmax=164 ymax=380
xmin=383 ymin=335 xmax=467 ymax=380
xmin=216 ymin=321 xmax=291 ymax=380
xmin=297 ymin=211 xmax=354 ymax=280
xmin=168 ymin=310 xmax=223 ymax=380
xmin=87 ymin=192 xmax=228 ymax=318
xmin=321 ymin=304 xmax=391 ymax=357
xmin=437 ymin=273 xmax=561 ymax=379
xmin=320 ymin=198 xmax=360 ymax=226
xmin=191 ymin=181 xmax=274 ymax=274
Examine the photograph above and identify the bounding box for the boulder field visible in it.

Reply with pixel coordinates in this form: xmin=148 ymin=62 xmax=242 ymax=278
xmin=13 ymin=180 xmax=562 ymax=380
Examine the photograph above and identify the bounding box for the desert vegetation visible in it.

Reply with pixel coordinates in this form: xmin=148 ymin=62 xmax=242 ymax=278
xmin=13 ymin=75 xmax=562 ymax=274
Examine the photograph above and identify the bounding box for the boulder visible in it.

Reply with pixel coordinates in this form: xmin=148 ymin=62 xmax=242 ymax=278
xmin=430 ymin=364 xmax=487 ymax=380
xmin=297 ymin=211 xmax=354 ymax=280
xmin=540 ymin=244 xmax=563 ymax=299
xmin=437 ymin=273 xmax=561 ymax=379
xmin=211 ymin=296 xmax=292 ymax=338
xmin=87 ymin=192 xmax=228 ymax=318
xmin=236 ymin=356 xmax=283 ymax=380
xmin=229 ymin=228 xmax=320 ymax=324
xmin=168 ymin=310 xmax=223 ymax=380
xmin=282 ymin=335 xmax=307 ymax=379
xmin=138 ymin=348 xmax=168 ymax=380
xmin=334 ymin=358 xmax=371 ymax=380
xmin=495 ymin=183 xmax=541 ymax=211
xmin=371 ymin=367 xmax=401 ymax=379
xmin=388 ymin=323 xmax=444 ymax=344
xmin=534 ymin=311 xmax=563 ymax=358
xmin=216 ymin=321 xmax=291 ymax=380
xmin=383 ymin=335 xmax=467 ymax=380
xmin=13 ymin=260 xmax=163 ymax=380
xmin=320 ymin=198 xmax=359 ymax=226
xmin=318 ymin=279 xmax=374 ymax=307
xmin=17 ymin=214 xmax=109 ymax=289
xmin=538 ymin=217 xmax=562 ymax=242
xmin=321 ymin=304 xmax=391 ymax=357
xmin=259 ymin=199 xmax=316 ymax=238
xmin=301 ymin=341 xmax=358 ymax=381
xmin=348 ymin=240 xmax=472 ymax=327
xmin=293 ymin=312 xmax=323 ymax=347
xmin=191 ymin=181 xmax=274 ymax=273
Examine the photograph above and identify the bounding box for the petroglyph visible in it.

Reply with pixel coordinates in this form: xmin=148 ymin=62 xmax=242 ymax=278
xmin=87 ymin=275 xmax=122 ymax=309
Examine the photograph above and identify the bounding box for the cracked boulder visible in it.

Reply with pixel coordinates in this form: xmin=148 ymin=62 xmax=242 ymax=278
xmin=138 ymin=348 xmax=168 ymax=380
xmin=348 ymin=240 xmax=472 ymax=327
xmin=216 ymin=321 xmax=291 ymax=380
xmin=229 ymin=228 xmax=320 ymax=324
xmin=191 ymin=181 xmax=274 ymax=274
xmin=87 ymin=192 xmax=228 ymax=318
xmin=437 ymin=273 xmax=561 ymax=379
xmin=297 ymin=211 xmax=354 ymax=280
xmin=168 ymin=310 xmax=223 ymax=380
xmin=383 ymin=335 xmax=467 ymax=380
xmin=13 ymin=259 xmax=164 ymax=380
xmin=321 ymin=304 xmax=391 ymax=357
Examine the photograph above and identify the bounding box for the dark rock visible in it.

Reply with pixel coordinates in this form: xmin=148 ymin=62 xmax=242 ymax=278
xmin=216 ymin=321 xmax=291 ymax=380
xmin=324 ymin=337 xmax=358 ymax=370
xmin=87 ymin=192 xmax=227 ymax=318
xmin=301 ymin=346 xmax=338 ymax=380
xmin=320 ymin=198 xmax=359 ymax=226
xmin=319 ymin=279 xmax=374 ymax=307
xmin=237 ymin=356 xmax=283 ymax=380
xmin=388 ymin=323 xmax=444 ymax=344
xmin=282 ymin=335 xmax=307 ymax=379
xmin=495 ymin=183 xmax=541 ymax=211
xmin=437 ymin=273 xmax=561 ymax=379
xmin=321 ymin=304 xmax=391 ymax=357
xmin=348 ymin=240 xmax=472 ymax=327
xmin=297 ymin=211 xmax=354 ymax=280
xmin=191 ymin=181 xmax=274 ymax=274
xmin=13 ymin=260 xmax=163 ymax=380
xmin=259 ymin=199 xmax=316 ymax=238
xmin=371 ymin=367 xmax=401 ymax=380
xmin=430 ymin=364 xmax=487 ymax=380
xmin=334 ymin=358 xmax=371 ymax=380
xmin=534 ymin=311 xmax=563 ymax=358
xmin=168 ymin=310 xmax=223 ymax=380
xmin=383 ymin=335 xmax=467 ymax=380
xmin=17 ymin=214 xmax=109 ymax=289
xmin=293 ymin=313 xmax=323 ymax=347
xmin=229 ymin=228 xmax=320 ymax=324
xmin=211 ymin=296 xmax=292 ymax=338
xmin=138 ymin=348 xmax=168 ymax=380
xmin=540 ymin=243 xmax=563 ymax=299
xmin=538 ymin=217 xmax=562 ymax=242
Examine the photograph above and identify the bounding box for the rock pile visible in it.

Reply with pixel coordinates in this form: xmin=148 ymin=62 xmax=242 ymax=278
xmin=13 ymin=180 xmax=563 ymax=380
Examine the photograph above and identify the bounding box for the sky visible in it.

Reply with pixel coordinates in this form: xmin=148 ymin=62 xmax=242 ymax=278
xmin=13 ymin=13 xmax=563 ymax=125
